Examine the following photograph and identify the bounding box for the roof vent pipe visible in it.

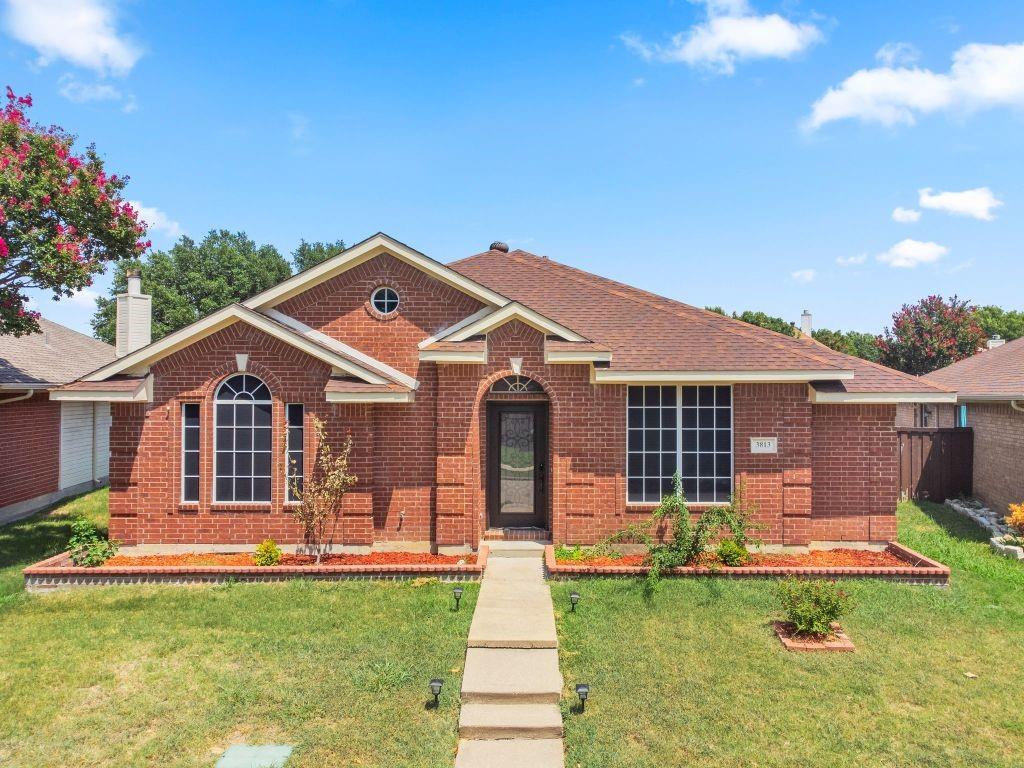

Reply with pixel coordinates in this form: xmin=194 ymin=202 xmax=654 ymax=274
xmin=800 ymin=310 xmax=813 ymax=337
xmin=987 ymin=335 xmax=1006 ymax=350
xmin=115 ymin=269 xmax=152 ymax=358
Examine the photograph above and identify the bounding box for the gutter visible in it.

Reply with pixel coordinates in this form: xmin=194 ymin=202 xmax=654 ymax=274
xmin=1012 ymin=401 xmax=1024 ymax=414
xmin=0 ymin=388 xmax=34 ymax=404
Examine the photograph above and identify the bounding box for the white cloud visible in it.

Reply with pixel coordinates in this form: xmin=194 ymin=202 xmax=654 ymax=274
xmin=632 ymin=77 xmax=646 ymax=87
xmin=790 ymin=268 xmax=816 ymax=283
xmin=875 ymin=42 xmax=920 ymax=67
xmin=128 ymin=200 xmax=182 ymax=241
xmin=806 ymin=42 xmax=1024 ymax=130
xmin=2 ymin=0 xmax=141 ymax=76
xmin=58 ymin=74 xmax=138 ymax=112
xmin=947 ymin=258 xmax=975 ymax=274
xmin=891 ymin=206 xmax=921 ymax=223
xmin=621 ymin=0 xmax=822 ymax=75
xmin=68 ymin=287 xmax=99 ymax=308
xmin=836 ymin=253 xmax=868 ymax=266
xmin=918 ymin=186 xmax=1002 ymax=221
xmin=876 ymin=239 xmax=948 ymax=268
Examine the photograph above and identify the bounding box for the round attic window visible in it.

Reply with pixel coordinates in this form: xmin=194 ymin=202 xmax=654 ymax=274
xmin=370 ymin=286 xmax=399 ymax=315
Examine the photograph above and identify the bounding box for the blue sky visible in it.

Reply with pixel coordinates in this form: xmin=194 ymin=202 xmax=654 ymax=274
xmin=3 ymin=0 xmax=1023 ymax=336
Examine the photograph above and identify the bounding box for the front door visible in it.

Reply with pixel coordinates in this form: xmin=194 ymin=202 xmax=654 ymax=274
xmin=487 ymin=403 xmax=548 ymax=529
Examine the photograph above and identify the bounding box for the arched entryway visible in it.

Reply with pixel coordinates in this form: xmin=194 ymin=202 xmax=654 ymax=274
xmin=485 ymin=375 xmax=550 ymax=531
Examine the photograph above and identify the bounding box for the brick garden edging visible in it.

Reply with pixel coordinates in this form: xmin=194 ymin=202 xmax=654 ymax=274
xmin=544 ymin=543 xmax=950 ymax=586
xmin=23 ymin=545 xmax=489 ymax=593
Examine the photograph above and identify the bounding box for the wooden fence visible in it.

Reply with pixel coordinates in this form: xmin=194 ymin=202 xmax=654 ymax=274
xmin=898 ymin=428 xmax=974 ymax=502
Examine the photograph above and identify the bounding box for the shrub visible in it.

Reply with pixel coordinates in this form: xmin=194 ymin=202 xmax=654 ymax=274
xmin=254 ymin=539 xmax=282 ymax=566
xmin=554 ymin=544 xmax=585 ymax=561
xmin=716 ymin=538 xmax=748 ymax=566
xmin=776 ymin=578 xmax=852 ymax=638
xmin=68 ymin=517 xmax=119 ymax=567
xmin=1007 ymin=503 xmax=1024 ymax=535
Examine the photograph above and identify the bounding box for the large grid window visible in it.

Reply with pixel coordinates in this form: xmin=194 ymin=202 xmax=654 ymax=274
xmin=215 ymin=374 xmax=273 ymax=502
xmin=627 ymin=385 xmax=732 ymax=504
xmin=181 ymin=403 xmax=200 ymax=503
xmin=286 ymin=403 xmax=304 ymax=502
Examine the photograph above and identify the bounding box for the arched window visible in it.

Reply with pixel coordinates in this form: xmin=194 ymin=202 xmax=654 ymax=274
xmin=490 ymin=375 xmax=543 ymax=394
xmin=215 ymin=374 xmax=273 ymax=502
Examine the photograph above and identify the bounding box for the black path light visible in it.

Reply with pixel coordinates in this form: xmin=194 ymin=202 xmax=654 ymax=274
xmin=569 ymin=590 xmax=580 ymax=612
xmin=575 ymin=682 xmax=590 ymax=712
xmin=429 ymin=678 xmax=444 ymax=707
xmin=453 ymin=586 xmax=464 ymax=610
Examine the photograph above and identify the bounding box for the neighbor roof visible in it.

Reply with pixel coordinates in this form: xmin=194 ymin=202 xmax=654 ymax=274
xmin=451 ymin=248 xmax=951 ymax=396
xmin=924 ymin=337 xmax=1024 ymax=399
xmin=0 ymin=318 xmax=115 ymax=389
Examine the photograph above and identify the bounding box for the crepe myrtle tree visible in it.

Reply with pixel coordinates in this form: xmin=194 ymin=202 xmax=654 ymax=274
xmin=0 ymin=87 xmax=147 ymax=336
xmin=877 ymin=295 xmax=986 ymax=375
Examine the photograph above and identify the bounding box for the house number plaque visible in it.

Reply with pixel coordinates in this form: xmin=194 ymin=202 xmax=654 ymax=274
xmin=750 ymin=437 xmax=778 ymax=454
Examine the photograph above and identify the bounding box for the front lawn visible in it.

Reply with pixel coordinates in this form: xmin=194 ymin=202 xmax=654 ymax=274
xmin=554 ymin=500 xmax=1024 ymax=768
xmin=0 ymin=490 xmax=478 ymax=767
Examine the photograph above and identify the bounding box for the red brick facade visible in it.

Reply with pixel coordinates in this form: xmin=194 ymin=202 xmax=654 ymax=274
xmin=963 ymin=401 xmax=1024 ymax=517
xmin=0 ymin=393 xmax=61 ymax=508
xmin=107 ymin=254 xmax=902 ymax=548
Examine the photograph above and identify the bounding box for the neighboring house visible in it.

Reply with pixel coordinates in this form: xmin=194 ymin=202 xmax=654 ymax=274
xmin=0 ymin=318 xmax=116 ymax=523
xmin=54 ymin=234 xmax=953 ymax=549
xmin=921 ymin=337 xmax=1024 ymax=517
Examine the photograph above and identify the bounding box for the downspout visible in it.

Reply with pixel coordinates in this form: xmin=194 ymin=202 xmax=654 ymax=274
xmin=0 ymin=388 xmax=34 ymax=405
xmin=1011 ymin=400 xmax=1024 ymax=413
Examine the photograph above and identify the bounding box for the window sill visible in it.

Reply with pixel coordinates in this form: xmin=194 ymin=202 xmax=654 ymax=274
xmin=210 ymin=503 xmax=273 ymax=513
xmin=625 ymin=503 xmax=717 ymax=513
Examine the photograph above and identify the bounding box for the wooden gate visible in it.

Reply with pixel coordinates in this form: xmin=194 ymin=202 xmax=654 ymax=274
xmin=898 ymin=428 xmax=973 ymax=502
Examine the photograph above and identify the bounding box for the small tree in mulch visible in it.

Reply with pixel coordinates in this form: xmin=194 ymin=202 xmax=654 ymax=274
xmin=286 ymin=416 xmax=357 ymax=564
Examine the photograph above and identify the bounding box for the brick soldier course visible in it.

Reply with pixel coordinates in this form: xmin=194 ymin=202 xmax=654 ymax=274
xmin=54 ymin=233 xmax=954 ymax=551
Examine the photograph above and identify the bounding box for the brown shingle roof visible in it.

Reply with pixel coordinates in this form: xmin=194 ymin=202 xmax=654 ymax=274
xmin=420 ymin=340 xmax=487 ymax=353
xmin=450 ymin=249 xmax=948 ymax=395
xmin=0 ymin=318 xmax=115 ymax=389
xmin=923 ymin=337 xmax=1024 ymax=398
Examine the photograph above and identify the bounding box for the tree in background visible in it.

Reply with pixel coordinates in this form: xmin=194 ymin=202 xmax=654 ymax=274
xmin=974 ymin=305 xmax=1024 ymax=342
xmin=704 ymin=306 xmax=797 ymax=337
xmin=92 ymin=230 xmax=290 ymax=343
xmin=292 ymin=238 xmax=345 ymax=272
xmin=877 ymin=295 xmax=986 ymax=375
xmin=1 ymin=87 xmax=145 ymax=336
xmin=811 ymin=328 xmax=881 ymax=363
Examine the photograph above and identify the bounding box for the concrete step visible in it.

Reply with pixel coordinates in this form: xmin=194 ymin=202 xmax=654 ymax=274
xmin=485 ymin=540 xmax=548 ymax=558
xmin=455 ymin=738 xmax=564 ymax=768
xmin=461 ymin=648 xmax=562 ymax=704
xmin=468 ymin=581 xmax=558 ymax=649
xmin=458 ymin=703 xmax=563 ymax=740
xmin=481 ymin=556 xmax=545 ymax=581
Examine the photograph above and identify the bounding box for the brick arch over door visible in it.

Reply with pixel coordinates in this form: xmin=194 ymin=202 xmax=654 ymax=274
xmin=471 ymin=369 xmax=561 ymax=537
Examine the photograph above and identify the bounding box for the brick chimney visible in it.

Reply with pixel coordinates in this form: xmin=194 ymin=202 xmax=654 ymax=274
xmin=115 ymin=269 xmax=152 ymax=357
xmin=800 ymin=310 xmax=813 ymax=337
xmin=987 ymin=335 xmax=1006 ymax=350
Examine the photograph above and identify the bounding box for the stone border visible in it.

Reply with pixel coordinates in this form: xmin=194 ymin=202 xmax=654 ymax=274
xmin=990 ymin=537 xmax=1024 ymax=561
xmin=23 ymin=545 xmax=489 ymax=593
xmin=544 ymin=542 xmax=950 ymax=586
xmin=945 ymin=498 xmax=1009 ymax=537
xmin=774 ymin=621 xmax=855 ymax=652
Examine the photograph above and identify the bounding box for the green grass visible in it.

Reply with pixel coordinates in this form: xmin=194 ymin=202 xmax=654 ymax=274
xmin=0 ymin=489 xmax=478 ymax=767
xmin=553 ymin=500 xmax=1024 ymax=768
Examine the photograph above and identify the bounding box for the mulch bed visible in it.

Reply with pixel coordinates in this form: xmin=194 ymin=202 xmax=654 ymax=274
xmin=554 ymin=548 xmax=905 ymax=569
xmin=103 ymin=551 xmax=477 ymax=567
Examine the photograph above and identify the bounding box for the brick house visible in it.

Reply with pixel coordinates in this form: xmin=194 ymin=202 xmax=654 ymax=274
xmin=920 ymin=337 xmax=1024 ymax=517
xmin=55 ymin=234 xmax=953 ymax=549
xmin=1 ymin=319 xmax=115 ymax=523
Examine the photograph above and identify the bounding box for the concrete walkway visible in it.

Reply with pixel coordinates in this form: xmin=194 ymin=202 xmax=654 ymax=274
xmin=455 ymin=542 xmax=564 ymax=768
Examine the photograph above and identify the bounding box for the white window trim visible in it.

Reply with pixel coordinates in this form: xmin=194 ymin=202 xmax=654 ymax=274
xmin=626 ymin=384 xmax=734 ymax=505
xmin=371 ymin=286 xmax=400 ymax=315
xmin=213 ymin=375 xmax=274 ymax=505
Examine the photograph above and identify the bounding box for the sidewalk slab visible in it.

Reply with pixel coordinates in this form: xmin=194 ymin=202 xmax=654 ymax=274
xmin=458 ymin=702 xmax=563 ymax=739
xmin=454 ymin=738 xmax=564 ymax=768
xmin=461 ymin=647 xmax=562 ymax=704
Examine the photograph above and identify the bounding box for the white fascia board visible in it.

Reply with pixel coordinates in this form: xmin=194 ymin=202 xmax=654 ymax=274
xmin=418 ymin=307 xmax=495 ymax=349
xmin=955 ymin=394 xmax=1024 ymax=403
xmin=263 ymin=308 xmax=419 ymax=390
xmin=444 ymin=302 xmax=587 ymax=343
xmin=807 ymin=386 xmax=958 ymax=404
xmin=418 ymin=349 xmax=488 ymax=364
xmin=84 ymin=305 xmax=390 ymax=385
xmin=592 ymin=369 xmax=856 ymax=384
xmin=325 ymin=390 xmax=415 ymax=404
xmin=50 ymin=375 xmax=153 ymax=403
xmin=243 ymin=233 xmax=510 ymax=311
xmin=545 ymin=350 xmax=612 ymax=364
